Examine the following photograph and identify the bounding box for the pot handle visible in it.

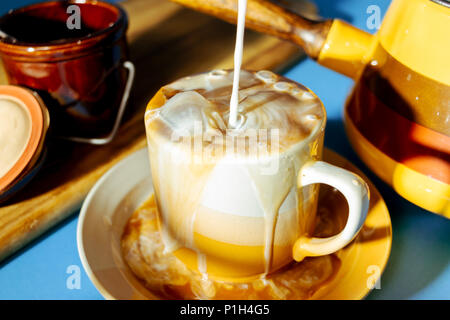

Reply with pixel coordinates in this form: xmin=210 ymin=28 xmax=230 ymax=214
xmin=171 ymin=0 xmax=332 ymax=59
xmin=65 ymin=61 xmax=135 ymax=145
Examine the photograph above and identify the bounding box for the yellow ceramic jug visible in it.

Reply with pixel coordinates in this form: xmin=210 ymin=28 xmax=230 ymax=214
xmin=172 ymin=0 xmax=450 ymax=218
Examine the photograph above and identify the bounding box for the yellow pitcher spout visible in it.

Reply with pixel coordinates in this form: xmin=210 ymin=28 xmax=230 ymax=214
xmin=316 ymin=20 xmax=374 ymax=79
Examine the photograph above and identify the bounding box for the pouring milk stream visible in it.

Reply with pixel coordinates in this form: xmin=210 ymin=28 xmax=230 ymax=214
xmin=228 ymin=0 xmax=247 ymax=128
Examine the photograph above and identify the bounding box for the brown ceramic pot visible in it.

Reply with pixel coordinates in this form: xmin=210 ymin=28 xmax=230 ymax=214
xmin=0 ymin=0 xmax=133 ymax=142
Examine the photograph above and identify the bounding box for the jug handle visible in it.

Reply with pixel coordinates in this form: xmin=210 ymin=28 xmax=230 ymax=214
xmin=171 ymin=0 xmax=374 ymax=78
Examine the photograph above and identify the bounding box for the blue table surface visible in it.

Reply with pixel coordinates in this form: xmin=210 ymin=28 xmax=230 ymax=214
xmin=0 ymin=0 xmax=449 ymax=300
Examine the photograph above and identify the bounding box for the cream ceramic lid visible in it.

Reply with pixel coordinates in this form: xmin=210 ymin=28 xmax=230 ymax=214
xmin=0 ymin=96 xmax=32 ymax=178
xmin=0 ymin=85 xmax=44 ymax=192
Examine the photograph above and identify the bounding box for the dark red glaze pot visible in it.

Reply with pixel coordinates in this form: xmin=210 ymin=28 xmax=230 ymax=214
xmin=0 ymin=0 xmax=134 ymax=143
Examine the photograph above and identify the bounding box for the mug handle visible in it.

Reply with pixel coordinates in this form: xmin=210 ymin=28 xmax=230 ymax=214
xmin=66 ymin=61 xmax=135 ymax=145
xmin=293 ymin=161 xmax=369 ymax=261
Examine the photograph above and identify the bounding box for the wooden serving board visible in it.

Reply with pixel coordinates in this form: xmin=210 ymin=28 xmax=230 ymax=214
xmin=0 ymin=0 xmax=309 ymax=262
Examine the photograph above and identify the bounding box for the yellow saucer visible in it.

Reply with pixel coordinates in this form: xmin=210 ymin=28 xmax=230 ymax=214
xmin=78 ymin=148 xmax=392 ymax=300
xmin=312 ymin=149 xmax=392 ymax=300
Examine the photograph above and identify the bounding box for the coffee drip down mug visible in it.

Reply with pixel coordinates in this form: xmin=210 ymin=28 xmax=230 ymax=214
xmin=170 ymin=0 xmax=450 ymax=217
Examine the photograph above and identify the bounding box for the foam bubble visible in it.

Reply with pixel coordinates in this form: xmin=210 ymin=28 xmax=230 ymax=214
xmin=256 ymin=70 xmax=277 ymax=83
xmin=302 ymin=91 xmax=316 ymax=100
xmin=209 ymin=69 xmax=228 ymax=77
xmin=273 ymin=81 xmax=293 ymax=92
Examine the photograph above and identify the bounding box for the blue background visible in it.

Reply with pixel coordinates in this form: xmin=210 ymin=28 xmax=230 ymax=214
xmin=0 ymin=0 xmax=449 ymax=300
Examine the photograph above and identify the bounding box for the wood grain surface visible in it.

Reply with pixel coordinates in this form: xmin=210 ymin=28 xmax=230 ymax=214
xmin=0 ymin=0 xmax=309 ymax=262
